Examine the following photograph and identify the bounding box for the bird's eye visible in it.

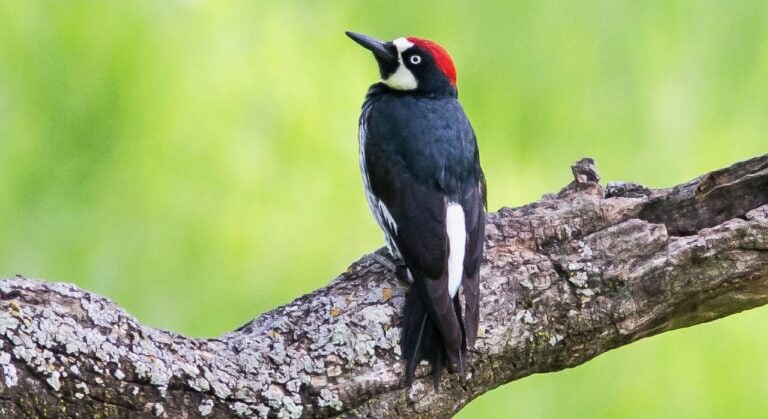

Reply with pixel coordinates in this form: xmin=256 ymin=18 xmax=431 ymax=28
xmin=409 ymin=55 xmax=422 ymax=65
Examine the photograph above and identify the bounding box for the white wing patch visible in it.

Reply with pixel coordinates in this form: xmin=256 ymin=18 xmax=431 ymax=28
xmin=446 ymin=202 xmax=466 ymax=297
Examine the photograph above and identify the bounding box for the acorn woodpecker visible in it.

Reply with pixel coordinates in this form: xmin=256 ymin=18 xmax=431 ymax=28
xmin=346 ymin=31 xmax=486 ymax=386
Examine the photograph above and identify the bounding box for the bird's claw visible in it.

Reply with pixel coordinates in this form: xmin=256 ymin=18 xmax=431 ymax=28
xmin=370 ymin=253 xmax=411 ymax=284
xmin=370 ymin=253 xmax=397 ymax=272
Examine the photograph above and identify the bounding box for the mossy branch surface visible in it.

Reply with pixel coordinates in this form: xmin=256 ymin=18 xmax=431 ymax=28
xmin=0 ymin=154 xmax=766 ymax=418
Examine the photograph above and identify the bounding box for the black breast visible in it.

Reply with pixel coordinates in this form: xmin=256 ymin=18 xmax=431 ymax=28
xmin=363 ymin=86 xmax=480 ymax=199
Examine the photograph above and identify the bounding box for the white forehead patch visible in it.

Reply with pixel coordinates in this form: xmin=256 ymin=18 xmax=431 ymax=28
xmin=392 ymin=37 xmax=414 ymax=53
xmin=382 ymin=37 xmax=417 ymax=90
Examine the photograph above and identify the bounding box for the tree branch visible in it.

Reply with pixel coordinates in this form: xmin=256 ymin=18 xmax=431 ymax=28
xmin=0 ymin=154 xmax=767 ymax=418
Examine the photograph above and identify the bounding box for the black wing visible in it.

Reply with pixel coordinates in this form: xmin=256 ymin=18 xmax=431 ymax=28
xmin=364 ymin=144 xmax=463 ymax=348
xmin=460 ymin=171 xmax=485 ymax=347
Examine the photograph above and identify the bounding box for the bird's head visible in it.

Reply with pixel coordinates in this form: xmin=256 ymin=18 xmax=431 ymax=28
xmin=346 ymin=31 xmax=457 ymax=96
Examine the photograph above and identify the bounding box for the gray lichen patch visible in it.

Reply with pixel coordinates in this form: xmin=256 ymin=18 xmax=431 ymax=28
xmin=2 ymin=363 xmax=18 ymax=387
xmin=46 ymin=371 xmax=62 ymax=391
xmin=0 ymin=312 xmax=19 ymax=335
xmin=198 ymin=399 xmax=214 ymax=416
xmin=75 ymin=381 xmax=89 ymax=395
xmin=318 ymin=388 xmax=342 ymax=410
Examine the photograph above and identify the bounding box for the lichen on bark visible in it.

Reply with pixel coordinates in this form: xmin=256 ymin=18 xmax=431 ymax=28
xmin=0 ymin=154 xmax=766 ymax=418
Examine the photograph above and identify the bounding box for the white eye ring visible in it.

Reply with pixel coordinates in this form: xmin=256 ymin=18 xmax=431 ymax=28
xmin=409 ymin=55 xmax=422 ymax=65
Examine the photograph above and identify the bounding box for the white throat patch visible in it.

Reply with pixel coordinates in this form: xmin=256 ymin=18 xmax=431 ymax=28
xmin=382 ymin=37 xmax=417 ymax=90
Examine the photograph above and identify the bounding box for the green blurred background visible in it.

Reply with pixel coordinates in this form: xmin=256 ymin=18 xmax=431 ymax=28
xmin=0 ymin=1 xmax=766 ymax=417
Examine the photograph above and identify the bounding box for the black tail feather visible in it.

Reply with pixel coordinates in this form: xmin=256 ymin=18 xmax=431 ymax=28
xmin=430 ymin=349 xmax=444 ymax=390
xmin=453 ymin=293 xmax=468 ymax=378
xmin=403 ymin=289 xmax=469 ymax=387
xmin=403 ymin=288 xmax=434 ymax=385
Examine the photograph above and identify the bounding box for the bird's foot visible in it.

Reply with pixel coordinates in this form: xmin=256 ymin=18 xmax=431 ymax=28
xmin=370 ymin=252 xmax=411 ymax=284
xmin=370 ymin=253 xmax=397 ymax=272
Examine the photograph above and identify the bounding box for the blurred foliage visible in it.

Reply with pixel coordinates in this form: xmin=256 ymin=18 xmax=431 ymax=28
xmin=0 ymin=1 xmax=766 ymax=417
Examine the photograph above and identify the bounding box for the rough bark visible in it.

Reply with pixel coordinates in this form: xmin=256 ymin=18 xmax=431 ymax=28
xmin=0 ymin=154 xmax=767 ymax=418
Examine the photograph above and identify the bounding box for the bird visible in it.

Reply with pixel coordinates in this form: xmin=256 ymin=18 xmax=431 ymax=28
xmin=346 ymin=31 xmax=486 ymax=387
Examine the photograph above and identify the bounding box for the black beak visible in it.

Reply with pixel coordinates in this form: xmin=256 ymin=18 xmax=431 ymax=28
xmin=345 ymin=31 xmax=397 ymax=64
